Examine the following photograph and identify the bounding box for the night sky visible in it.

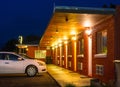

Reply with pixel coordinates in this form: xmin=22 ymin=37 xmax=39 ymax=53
xmin=0 ymin=0 xmax=120 ymax=48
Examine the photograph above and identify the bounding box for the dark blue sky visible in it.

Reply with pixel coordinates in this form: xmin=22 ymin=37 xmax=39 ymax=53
xmin=0 ymin=0 xmax=120 ymax=47
xmin=55 ymin=0 xmax=120 ymax=7
xmin=0 ymin=0 xmax=54 ymax=47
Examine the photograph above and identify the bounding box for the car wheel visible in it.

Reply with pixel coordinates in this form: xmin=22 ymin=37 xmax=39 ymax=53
xmin=26 ymin=65 xmax=37 ymax=77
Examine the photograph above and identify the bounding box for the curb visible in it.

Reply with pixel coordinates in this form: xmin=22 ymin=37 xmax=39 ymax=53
xmin=47 ymin=72 xmax=61 ymax=87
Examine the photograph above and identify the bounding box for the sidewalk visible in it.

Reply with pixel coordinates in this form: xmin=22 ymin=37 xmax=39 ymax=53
xmin=47 ymin=64 xmax=92 ymax=87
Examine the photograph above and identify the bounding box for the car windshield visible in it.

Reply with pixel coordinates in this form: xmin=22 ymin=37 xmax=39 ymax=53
xmin=19 ymin=54 xmax=33 ymax=59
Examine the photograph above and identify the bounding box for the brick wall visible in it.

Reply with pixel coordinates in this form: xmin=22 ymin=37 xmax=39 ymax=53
xmin=77 ymin=32 xmax=88 ymax=76
xmin=27 ymin=46 xmax=38 ymax=58
xmin=115 ymin=6 xmax=120 ymax=60
xmin=92 ymin=16 xmax=115 ymax=83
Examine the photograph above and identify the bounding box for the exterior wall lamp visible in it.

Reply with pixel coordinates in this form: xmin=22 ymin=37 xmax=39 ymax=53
xmin=64 ymin=41 xmax=68 ymax=44
xmin=85 ymin=28 xmax=92 ymax=36
xmin=55 ymin=28 xmax=58 ymax=33
xmin=55 ymin=45 xmax=57 ymax=48
xmin=59 ymin=43 xmax=62 ymax=47
xmin=52 ymin=47 xmax=54 ymax=50
xmin=72 ymin=35 xmax=77 ymax=40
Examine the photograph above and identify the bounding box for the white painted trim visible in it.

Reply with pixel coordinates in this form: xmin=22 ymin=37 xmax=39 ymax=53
xmin=68 ymin=55 xmax=72 ymax=57
xmin=94 ymin=54 xmax=107 ymax=58
xmin=114 ymin=60 xmax=120 ymax=63
xmin=77 ymin=54 xmax=84 ymax=58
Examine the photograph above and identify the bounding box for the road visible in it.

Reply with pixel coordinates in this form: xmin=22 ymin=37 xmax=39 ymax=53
xmin=0 ymin=72 xmax=60 ymax=87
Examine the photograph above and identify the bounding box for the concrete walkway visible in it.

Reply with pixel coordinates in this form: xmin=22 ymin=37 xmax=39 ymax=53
xmin=47 ymin=64 xmax=92 ymax=87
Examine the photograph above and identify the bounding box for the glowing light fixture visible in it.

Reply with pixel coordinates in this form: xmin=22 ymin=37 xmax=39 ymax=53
xmin=26 ymin=48 xmax=28 ymax=51
xmin=52 ymin=47 xmax=54 ymax=50
xmin=55 ymin=25 xmax=59 ymax=33
xmin=58 ymin=39 xmax=62 ymax=43
xmin=63 ymin=36 xmax=68 ymax=40
xmin=55 ymin=45 xmax=58 ymax=48
xmin=64 ymin=41 xmax=68 ymax=44
xmin=84 ymin=20 xmax=91 ymax=27
xmin=85 ymin=28 xmax=92 ymax=36
xmin=70 ymin=30 xmax=76 ymax=35
xmin=59 ymin=43 xmax=62 ymax=47
xmin=72 ymin=36 xmax=77 ymax=40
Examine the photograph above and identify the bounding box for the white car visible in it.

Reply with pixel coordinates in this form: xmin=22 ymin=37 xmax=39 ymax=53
xmin=0 ymin=52 xmax=47 ymax=77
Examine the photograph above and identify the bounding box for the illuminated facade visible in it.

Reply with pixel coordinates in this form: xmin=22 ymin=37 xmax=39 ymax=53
xmin=16 ymin=44 xmax=39 ymax=58
xmin=39 ymin=6 xmax=120 ymax=84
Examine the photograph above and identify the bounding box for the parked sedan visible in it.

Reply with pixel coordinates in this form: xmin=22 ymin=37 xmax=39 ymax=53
xmin=0 ymin=52 xmax=47 ymax=77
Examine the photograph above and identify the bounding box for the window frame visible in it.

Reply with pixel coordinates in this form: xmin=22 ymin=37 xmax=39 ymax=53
xmin=9 ymin=54 xmax=19 ymax=61
xmin=96 ymin=64 xmax=104 ymax=76
xmin=68 ymin=42 xmax=72 ymax=55
xmin=96 ymin=29 xmax=107 ymax=54
xmin=79 ymin=38 xmax=84 ymax=55
xmin=78 ymin=32 xmax=84 ymax=58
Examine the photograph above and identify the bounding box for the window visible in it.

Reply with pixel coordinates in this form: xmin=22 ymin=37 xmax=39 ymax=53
xmin=96 ymin=30 xmax=107 ymax=54
xmin=79 ymin=38 xmax=84 ymax=54
xmin=0 ymin=54 xmax=5 ymax=60
xmin=62 ymin=45 xmax=64 ymax=57
xmin=96 ymin=64 xmax=104 ymax=75
xmin=9 ymin=54 xmax=18 ymax=60
xmin=35 ymin=50 xmax=46 ymax=58
xmin=35 ymin=50 xmax=41 ymax=58
xmin=78 ymin=33 xmax=84 ymax=55
xmin=78 ymin=62 xmax=83 ymax=70
xmin=68 ymin=61 xmax=71 ymax=67
xmin=68 ymin=42 xmax=72 ymax=55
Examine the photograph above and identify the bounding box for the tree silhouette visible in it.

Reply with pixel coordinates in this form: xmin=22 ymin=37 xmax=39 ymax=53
xmin=1 ymin=35 xmax=41 ymax=52
xmin=102 ymin=4 xmax=108 ymax=8
xmin=1 ymin=39 xmax=19 ymax=52
xmin=102 ymin=3 xmax=116 ymax=8
xmin=23 ymin=35 xmax=41 ymax=44
xmin=110 ymin=3 xmax=116 ymax=8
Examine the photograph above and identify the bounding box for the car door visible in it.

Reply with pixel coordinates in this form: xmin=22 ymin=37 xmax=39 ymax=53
xmin=2 ymin=53 xmax=24 ymax=73
xmin=0 ymin=53 xmax=7 ymax=73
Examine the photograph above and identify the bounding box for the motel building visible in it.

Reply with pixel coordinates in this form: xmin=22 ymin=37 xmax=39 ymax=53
xmin=18 ymin=6 xmax=120 ymax=85
xmin=39 ymin=6 xmax=120 ymax=84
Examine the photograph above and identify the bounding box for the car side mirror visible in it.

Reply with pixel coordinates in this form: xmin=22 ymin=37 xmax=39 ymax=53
xmin=18 ymin=57 xmax=24 ymax=61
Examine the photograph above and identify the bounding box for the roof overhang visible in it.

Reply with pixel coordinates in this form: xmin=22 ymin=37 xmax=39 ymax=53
xmin=39 ymin=6 xmax=115 ymax=49
xmin=55 ymin=6 xmax=115 ymax=14
xmin=16 ymin=44 xmax=38 ymax=48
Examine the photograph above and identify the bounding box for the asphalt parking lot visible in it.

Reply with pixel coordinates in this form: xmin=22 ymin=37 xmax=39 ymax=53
xmin=0 ymin=72 xmax=60 ymax=87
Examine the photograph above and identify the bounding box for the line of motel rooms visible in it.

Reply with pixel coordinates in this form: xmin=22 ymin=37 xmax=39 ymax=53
xmin=24 ymin=6 xmax=120 ymax=84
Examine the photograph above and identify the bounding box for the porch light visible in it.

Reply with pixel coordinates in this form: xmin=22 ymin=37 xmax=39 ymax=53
xmin=55 ymin=28 xmax=58 ymax=33
xmin=55 ymin=45 xmax=58 ymax=48
xmin=26 ymin=48 xmax=28 ymax=51
xmin=84 ymin=20 xmax=91 ymax=27
xmin=72 ymin=35 xmax=77 ymax=40
xmin=70 ymin=30 xmax=76 ymax=35
xmin=52 ymin=47 xmax=54 ymax=50
xmin=59 ymin=43 xmax=62 ymax=47
xmin=85 ymin=28 xmax=92 ymax=36
xmin=64 ymin=41 xmax=68 ymax=44
xmin=63 ymin=36 xmax=68 ymax=40
xmin=58 ymin=39 xmax=62 ymax=43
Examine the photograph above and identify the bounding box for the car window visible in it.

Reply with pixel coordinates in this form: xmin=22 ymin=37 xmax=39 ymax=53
xmin=20 ymin=54 xmax=32 ymax=59
xmin=0 ymin=53 xmax=20 ymax=60
xmin=9 ymin=54 xmax=19 ymax=61
xmin=0 ymin=54 xmax=5 ymax=60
